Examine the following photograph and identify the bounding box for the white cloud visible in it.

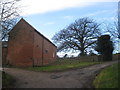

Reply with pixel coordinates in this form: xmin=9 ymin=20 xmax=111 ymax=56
xmin=85 ymin=9 xmax=117 ymax=17
xmin=110 ymin=17 xmax=117 ymax=21
xmin=86 ymin=10 xmax=109 ymax=16
xmin=83 ymin=9 xmax=117 ymax=21
xmin=20 ymin=0 xmax=91 ymax=16
xmin=43 ymin=22 xmax=55 ymax=26
xmin=97 ymin=17 xmax=117 ymax=22
xmin=20 ymin=0 xmax=119 ymax=16
xmin=63 ymin=16 xmax=73 ymax=20
xmin=57 ymin=52 xmax=79 ymax=57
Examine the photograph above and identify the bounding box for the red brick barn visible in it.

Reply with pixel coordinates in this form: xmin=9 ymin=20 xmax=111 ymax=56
xmin=6 ymin=18 xmax=57 ymax=67
xmin=2 ymin=41 xmax=8 ymax=65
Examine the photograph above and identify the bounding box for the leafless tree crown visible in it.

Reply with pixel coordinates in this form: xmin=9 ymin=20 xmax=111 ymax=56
xmin=0 ymin=0 xmax=20 ymax=41
xmin=52 ymin=17 xmax=101 ymax=56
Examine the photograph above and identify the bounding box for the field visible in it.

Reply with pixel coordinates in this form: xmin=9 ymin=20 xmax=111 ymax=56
xmin=25 ymin=59 xmax=101 ymax=72
xmin=93 ymin=63 xmax=119 ymax=88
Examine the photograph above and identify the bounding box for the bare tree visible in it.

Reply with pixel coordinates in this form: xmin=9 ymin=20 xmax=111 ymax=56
xmin=0 ymin=0 xmax=20 ymax=41
xmin=52 ymin=17 xmax=101 ymax=56
xmin=118 ymin=1 xmax=120 ymax=39
xmin=105 ymin=21 xmax=119 ymax=39
xmin=103 ymin=20 xmax=119 ymax=53
xmin=102 ymin=1 xmax=120 ymax=53
xmin=105 ymin=2 xmax=120 ymax=40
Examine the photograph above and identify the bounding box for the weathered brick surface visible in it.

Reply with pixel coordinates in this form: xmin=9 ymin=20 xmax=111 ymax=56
xmin=2 ymin=47 xmax=7 ymax=65
xmin=33 ymin=31 xmax=43 ymax=66
xmin=0 ymin=42 xmax=2 ymax=67
xmin=42 ymin=38 xmax=56 ymax=65
xmin=6 ymin=19 xmax=56 ymax=67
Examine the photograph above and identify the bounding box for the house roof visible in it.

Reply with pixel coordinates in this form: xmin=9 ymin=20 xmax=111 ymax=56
xmin=10 ymin=18 xmax=57 ymax=48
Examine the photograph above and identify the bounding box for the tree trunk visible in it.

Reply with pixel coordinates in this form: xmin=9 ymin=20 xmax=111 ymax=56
xmin=80 ymin=49 xmax=86 ymax=56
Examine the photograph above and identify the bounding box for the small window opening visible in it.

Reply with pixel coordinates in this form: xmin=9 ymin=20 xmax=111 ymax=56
xmin=45 ymin=50 xmax=48 ymax=53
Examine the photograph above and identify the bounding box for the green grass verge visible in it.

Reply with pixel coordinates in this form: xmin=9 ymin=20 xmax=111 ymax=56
xmin=25 ymin=60 xmax=101 ymax=72
xmin=93 ymin=63 xmax=119 ymax=88
xmin=2 ymin=72 xmax=16 ymax=88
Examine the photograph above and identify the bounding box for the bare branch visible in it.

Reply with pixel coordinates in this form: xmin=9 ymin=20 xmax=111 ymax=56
xmin=52 ymin=17 xmax=101 ymax=56
xmin=0 ymin=0 xmax=20 ymax=41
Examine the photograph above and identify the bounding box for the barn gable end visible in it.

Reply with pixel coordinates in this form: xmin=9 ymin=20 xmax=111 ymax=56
xmin=6 ymin=18 xmax=57 ymax=67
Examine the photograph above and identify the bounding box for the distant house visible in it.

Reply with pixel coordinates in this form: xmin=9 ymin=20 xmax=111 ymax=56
xmin=5 ymin=18 xmax=57 ymax=67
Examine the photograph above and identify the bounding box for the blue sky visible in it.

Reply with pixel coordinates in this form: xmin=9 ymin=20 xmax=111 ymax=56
xmin=20 ymin=0 xmax=119 ymax=57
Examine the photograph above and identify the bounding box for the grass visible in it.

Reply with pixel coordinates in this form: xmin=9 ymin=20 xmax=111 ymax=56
xmin=24 ymin=59 xmax=102 ymax=72
xmin=93 ymin=63 xmax=119 ymax=88
xmin=2 ymin=71 xmax=16 ymax=88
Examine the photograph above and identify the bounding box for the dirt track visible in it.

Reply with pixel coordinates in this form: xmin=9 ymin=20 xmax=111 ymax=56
xmin=4 ymin=60 xmax=119 ymax=88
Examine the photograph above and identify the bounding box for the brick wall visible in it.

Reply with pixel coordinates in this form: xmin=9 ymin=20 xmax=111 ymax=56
xmin=6 ymin=19 xmax=57 ymax=67
xmin=42 ymin=38 xmax=56 ymax=65
xmin=33 ymin=31 xmax=57 ymax=66
xmin=7 ymin=19 xmax=34 ymax=67
xmin=33 ymin=31 xmax=43 ymax=66
xmin=2 ymin=47 xmax=7 ymax=65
